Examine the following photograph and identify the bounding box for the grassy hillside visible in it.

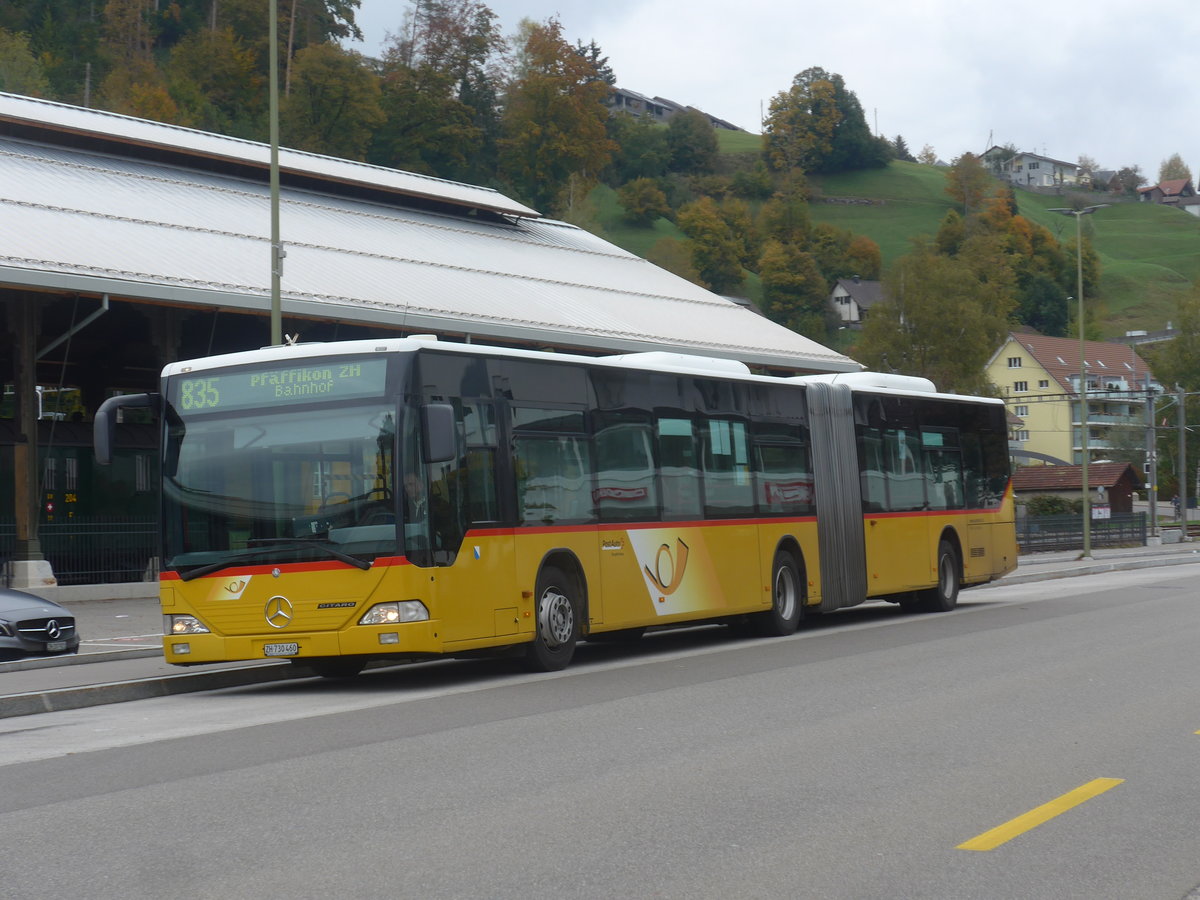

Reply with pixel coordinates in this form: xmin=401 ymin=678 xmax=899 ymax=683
xmin=592 ymin=137 xmax=1200 ymax=338
xmin=809 ymin=163 xmax=1200 ymax=336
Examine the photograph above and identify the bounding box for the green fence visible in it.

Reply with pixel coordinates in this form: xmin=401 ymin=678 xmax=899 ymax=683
xmin=1016 ymin=513 xmax=1146 ymax=553
xmin=0 ymin=517 xmax=157 ymax=586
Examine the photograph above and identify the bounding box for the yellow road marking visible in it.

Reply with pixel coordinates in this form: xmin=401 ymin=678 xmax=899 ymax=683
xmin=957 ymin=778 xmax=1124 ymax=851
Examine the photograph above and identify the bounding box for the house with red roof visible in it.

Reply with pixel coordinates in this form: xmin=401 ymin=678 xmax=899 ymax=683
xmin=1137 ymin=178 xmax=1200 ymax=217
xmin=1012 ymin=462 xmax=1144 ymax=513
xmin=985 ymin=332 xmax=1160 ymax=468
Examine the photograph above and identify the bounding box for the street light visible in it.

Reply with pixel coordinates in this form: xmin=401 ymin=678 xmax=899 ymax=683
xmin=1049 ymin=203 xmax=1108 ymax=557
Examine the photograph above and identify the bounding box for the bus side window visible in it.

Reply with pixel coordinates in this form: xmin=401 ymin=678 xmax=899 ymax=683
xmin=595 ymin=415 xmax=658 ymax=522
xmin=702 ymin=419 xmax=753 ymax=517
xmin=753 ymin=421 xmax=813 ymax=516
xmin=922 ymin=428 xmax=964 ymax=511
xmin=857 ymin=426 xmax=887 ymax=512
xmin=657 ymin=417 xmax=702 ymax=520
xmin=514 ymin=434 xmax=593 ymax=525
xmin=462 ymin=402 xmax=499 ymax=525
xmin=885 ymin=428 xmax=926 ymax=512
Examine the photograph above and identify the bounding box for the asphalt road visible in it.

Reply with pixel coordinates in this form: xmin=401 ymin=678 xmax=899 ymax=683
xmin=2 ymin=565 xmax=1199 ymax=899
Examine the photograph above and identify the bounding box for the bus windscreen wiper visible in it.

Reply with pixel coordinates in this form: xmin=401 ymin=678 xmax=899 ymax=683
xmin=247 ymin=538 xmax=372 ymax=570
xmin=177 ymin=538 xmax=370 ymax=581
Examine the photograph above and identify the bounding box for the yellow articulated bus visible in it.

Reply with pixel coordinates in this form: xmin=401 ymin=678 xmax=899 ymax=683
xmin=94 ymin=337 xmax=1016 ymax=677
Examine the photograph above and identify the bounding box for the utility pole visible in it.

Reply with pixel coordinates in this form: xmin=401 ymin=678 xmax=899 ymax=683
xmin=1178 ymin=385 xmax=1188 ymax=539
xmin=1145 ymin=375 xmax=1157 ymax=535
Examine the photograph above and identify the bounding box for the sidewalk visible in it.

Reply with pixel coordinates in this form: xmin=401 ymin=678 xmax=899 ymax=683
xmin=4 ymin=541 xmax=1200 ymax=719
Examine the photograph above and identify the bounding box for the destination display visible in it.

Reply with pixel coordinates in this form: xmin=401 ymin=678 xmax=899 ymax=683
xmin=170 ymin=357 xmax=389 ymax=413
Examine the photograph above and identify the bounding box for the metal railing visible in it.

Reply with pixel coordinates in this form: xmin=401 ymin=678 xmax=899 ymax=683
xmin=0 ymin=517 xmax=157 ymax=586
xmin=1017 ymin=513 xmax=1146 ymax=553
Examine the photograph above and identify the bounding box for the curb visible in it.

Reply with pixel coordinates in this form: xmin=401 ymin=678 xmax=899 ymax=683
xmin=995 ymin=553 xmax=1200 ymax=585
xmin=0 ymin=646 xmax=161 ymax=674
xmin=1 ymin=660 xmax=305 ymax=719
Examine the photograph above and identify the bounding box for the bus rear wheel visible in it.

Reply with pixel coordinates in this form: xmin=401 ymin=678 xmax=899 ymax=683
xmin=524 ymin=566 xmax=579 ymax=672
xmin=905 ymin=540 xmax=960 ymax=613
xmin=753 ymin=551 xmax=804 ymax=636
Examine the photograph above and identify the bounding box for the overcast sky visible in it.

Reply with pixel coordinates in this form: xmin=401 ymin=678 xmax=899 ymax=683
xmin=350 ymin=0 xmax=1199 ymax=180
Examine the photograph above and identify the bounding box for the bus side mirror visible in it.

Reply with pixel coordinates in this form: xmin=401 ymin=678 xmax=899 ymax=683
xmin=421 ymin=403 xmax=456 ymax=464
xmin=94 ymin=393 xmax=160 ymax=465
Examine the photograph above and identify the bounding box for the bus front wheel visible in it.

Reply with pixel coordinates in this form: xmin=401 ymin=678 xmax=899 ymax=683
xmin=753 ymin=551 xmax=804 ymax=636
xmin=524 ymin=566 xmax=579 ymax=672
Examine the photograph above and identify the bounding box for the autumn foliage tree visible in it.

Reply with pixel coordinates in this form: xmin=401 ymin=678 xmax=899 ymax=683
xmin=758 ymin=239 xmax=830 ymax=336
xmin=857 ymin=239 xmax=1011 ymax=395
xmin=1158 ymin=153 xmax=1192 ymax=183
xmin=617 ymin=177 xmax=670 ymax=225
xmin=499 ymin=18 xmax=615 ymax=214
xmin=676 ymin=196 xmax=744 ymax=294
xmin=944 ymin=152 xmax=995 ymax=218
xmin=763 ymin=67 xmax=888 ymax=175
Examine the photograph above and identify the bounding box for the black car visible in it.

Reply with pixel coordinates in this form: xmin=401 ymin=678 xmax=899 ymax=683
xmin=0 ymin=588 xmax=80 ymax=661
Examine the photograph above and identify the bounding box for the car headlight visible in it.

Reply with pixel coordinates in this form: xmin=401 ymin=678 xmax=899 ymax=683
xmin=359 ymin=601 xmax=429 ymax=625
xmin=0 ymin=619 xmax=12 ymax=637
xmin=165 ymin=614 xmax=210 ymax=635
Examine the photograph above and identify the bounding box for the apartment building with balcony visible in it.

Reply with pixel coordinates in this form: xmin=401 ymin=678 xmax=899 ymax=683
xmin=986 ymin=332 xmax=1159 ymax=466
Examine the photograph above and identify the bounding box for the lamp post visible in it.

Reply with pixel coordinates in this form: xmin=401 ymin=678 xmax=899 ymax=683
xmin=268 ymin=0 xmax=283 ymax=345
xmin=1049 ymin=203 xmax=1108 ymax=557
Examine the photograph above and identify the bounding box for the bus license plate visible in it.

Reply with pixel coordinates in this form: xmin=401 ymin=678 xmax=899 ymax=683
xmin=263 ymin=642 xmax=299 ymax=657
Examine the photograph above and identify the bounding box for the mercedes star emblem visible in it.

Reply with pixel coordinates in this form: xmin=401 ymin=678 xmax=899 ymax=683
xmin=265 ymin=596 xmax=293 ymax=629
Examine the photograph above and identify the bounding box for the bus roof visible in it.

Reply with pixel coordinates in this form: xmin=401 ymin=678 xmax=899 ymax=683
xmin=162 ymin=337 xmax=1000 ymax=404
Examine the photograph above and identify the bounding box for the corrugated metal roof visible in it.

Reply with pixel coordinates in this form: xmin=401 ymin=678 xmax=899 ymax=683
xmin=0 ymin=92 xmax=539 ymax=218
xmin=0 ymin=94 xmax=860 ymax=373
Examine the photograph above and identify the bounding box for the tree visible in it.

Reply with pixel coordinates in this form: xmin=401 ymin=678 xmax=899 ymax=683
xmin=757 ymin=177 xmax=811 ymax=247
xmin=606 ymin=113 xmax=670 ymax=182
xmin=372 ymin=0 xmax=506 ymax=182
xmin=763 ymin=67 xmax=887 ymax=174
xmin=166 ymin=26 xmax=263 ymax=136
xmin=1158 ymin=153 xmax=1192 ymax=183
xmin=758 ymin=239 xmax=830 ymax=337
xmin=730 ymin=158 xmax=773 ymax=200
xmin=892 ymin=135 xmax=915 ymax=162
xmin=1146 ymin=284 xmax=1200 ymax=498
xmin=499 ymin=18 xmax=615 ymax=214
xmin=370 ymin=63 xmax=481 ymax=176
xmin=1076 ymin=153 xmax=1099 ymax=183
xmin=666 ymin=108 xmax=717 ymax=174
xmin=944 ymin=152 xmax=995 ymax=217
xmin=572 ymin=38 xmax=614 ymax=85
xmin=1017 ymin=272 xmax=1069 ymax=336
xmin=1116 ymin=165 xmax=1147 ymax=193
xmin=676 ymin=196 xmax=744 ymax=294
xmin=917 ymin=144 xmax=938 ymax=166
xmin=616 ymin=177 xmax=670 ymax=226
xmin=845 ymin=234 xmax=882 ymax=280
xmin=0 ymin=27 xmax=51 ymax=97
xmin=281 ymin=42 xmax=384 ymax=160
xmin=856 ymin=239 xmax=1009 ymax=395
xmin=763 ymin=67 xmax=839 ymax=173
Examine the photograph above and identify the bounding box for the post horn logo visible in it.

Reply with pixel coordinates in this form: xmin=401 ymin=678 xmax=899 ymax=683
xmin=644 ymin=538 xmax=690 ymax=596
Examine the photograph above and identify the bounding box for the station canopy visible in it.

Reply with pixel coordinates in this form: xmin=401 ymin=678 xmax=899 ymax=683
xmin=0 ymin=92 xmax=860 ymax=373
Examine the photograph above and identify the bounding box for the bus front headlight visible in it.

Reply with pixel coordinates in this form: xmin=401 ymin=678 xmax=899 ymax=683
xmin=165 ymin=614 xmax=210 ymax=635
xmin=359 ymin=601 xmax=429 ymax=625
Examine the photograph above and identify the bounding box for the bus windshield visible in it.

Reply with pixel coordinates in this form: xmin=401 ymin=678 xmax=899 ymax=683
xmin=163 ymin=399 xmax=399 ymax=576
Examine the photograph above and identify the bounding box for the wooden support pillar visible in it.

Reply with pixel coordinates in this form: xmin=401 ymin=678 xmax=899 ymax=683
xmin=8 ymin=295 xmax=56 ymax=587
